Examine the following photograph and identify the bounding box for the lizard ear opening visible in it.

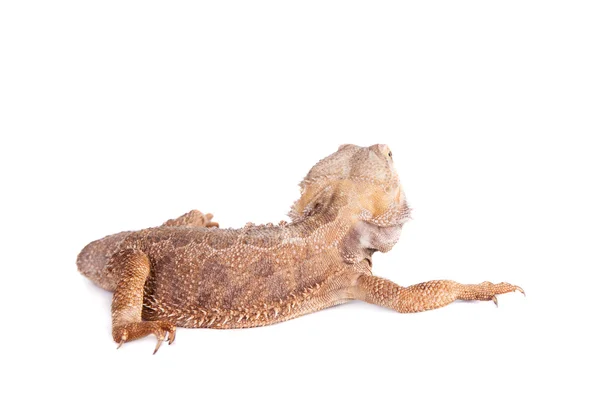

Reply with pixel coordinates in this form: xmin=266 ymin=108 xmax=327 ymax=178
xmin=288 ymin=184 xmax=336 ymax=222
xmin=305 ymin=201 xmax=322 ymax=217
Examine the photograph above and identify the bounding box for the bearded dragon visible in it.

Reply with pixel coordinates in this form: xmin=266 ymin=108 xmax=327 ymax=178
xmin=77 ymin=144 xmax=524 ymax=353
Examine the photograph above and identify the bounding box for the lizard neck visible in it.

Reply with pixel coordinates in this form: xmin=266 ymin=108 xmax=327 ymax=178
xmin=287 ymin=179 xmax=402 ymax=268
xmin=288 ymin=191 xmax=375 ymax=268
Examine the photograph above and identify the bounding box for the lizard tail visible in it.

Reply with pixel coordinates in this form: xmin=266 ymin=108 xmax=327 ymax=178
xmin=77 ymin=231 xmax=131 ymax=291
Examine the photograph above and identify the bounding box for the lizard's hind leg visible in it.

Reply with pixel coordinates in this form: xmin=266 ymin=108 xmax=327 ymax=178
xmin=110 ymin=249 xmax=175 ymax=354
xmin=161 ymin=209 xmax=219 ymax=228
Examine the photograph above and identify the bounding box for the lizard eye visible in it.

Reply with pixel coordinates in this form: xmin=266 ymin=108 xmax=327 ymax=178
xmin=388 ymin=151 xmax=393 ymax=158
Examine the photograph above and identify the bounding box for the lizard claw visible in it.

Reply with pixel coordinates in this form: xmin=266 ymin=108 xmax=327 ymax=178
xmin=113 ymin=321 xmax=176 ymax=354
xmin=491 ymin=295 xmax=498 ymax=307
xmin=152 ymin=323 xmax=176 ymax=354
xmin=168 ymin=328 xmax=176 ymax=345
xmin=463 ymin=282 xmax=525 ymax=306
xmin=491 ymin=285 xmax=524 ymax=307
xmin=153 ymin=335 xmax=164 ymax=355
xmin=116 ymin=332 xmax=128 ymax=349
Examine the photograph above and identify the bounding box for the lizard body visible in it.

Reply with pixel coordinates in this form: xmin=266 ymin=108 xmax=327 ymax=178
xmin=78 ymin=144 xmax=523 ymax=353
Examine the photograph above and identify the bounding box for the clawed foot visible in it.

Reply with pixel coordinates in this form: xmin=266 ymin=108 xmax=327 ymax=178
xmin=199 ymin=212 xmax=219 ymax=228
xmin=461 ymin=282 xmax=525 ymax=307
xmin=162 ymin=210 xmax=219 ymax=228
xmin=113 ymin=321 xmax=176 ymax=354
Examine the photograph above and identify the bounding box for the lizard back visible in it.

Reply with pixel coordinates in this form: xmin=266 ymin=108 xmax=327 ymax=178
xmin=120 ymin=221 xmax=350 ymax=328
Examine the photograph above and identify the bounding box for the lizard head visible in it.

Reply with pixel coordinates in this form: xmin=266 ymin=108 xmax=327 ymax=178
xmin=289 ymin=144 xmax=411 ymax=256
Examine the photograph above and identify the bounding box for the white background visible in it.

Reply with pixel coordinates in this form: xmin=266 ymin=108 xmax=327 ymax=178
xmin=1 ymin=1 xmax=598 ymax=399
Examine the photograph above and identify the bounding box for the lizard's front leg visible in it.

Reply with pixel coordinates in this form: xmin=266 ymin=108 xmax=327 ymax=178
xmin=110 ymin=249 xmax=175 ymax=354
xmin=354 ymin=275 xmax=524 ymax=313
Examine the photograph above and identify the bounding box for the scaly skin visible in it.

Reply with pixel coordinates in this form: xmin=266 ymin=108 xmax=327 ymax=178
xmin=77 ymin=144 xmax=524 ymax=353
